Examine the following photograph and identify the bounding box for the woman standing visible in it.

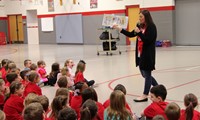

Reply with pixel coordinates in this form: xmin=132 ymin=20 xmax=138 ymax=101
xmin=113 ymin=10 xmax=158 ymax=102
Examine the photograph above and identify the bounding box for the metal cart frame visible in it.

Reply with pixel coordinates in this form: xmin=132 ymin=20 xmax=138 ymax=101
xmin=97 ymin=28 xmax=121 ymax=56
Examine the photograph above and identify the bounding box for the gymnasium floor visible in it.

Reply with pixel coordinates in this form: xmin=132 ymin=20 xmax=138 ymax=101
xmin=1 ymin=44 xmax=200 ymax=116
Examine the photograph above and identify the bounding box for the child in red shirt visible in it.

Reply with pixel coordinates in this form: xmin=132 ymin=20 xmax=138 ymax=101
xmin=165 ymin=102 xmax=180 ymax=120
xmin=80 ymin=99 xmax=98 ymax=120
xmin=141 ymin=84 xmax=168 ymax=119
xmin=0 ymin=59 xmax=9 ymax=83
xmin=37 ymin=60 xmax=48 ymax=85
xmin=3 ymin=81 xmax=24 ymax=120
xmin=0 ymin=79 xmax=7 ymax=110
xmin=74 ymin=60 xmax=95 ymax=86
xmin=57 ymin=76 xmax=74 ymax=105
xmin=23 ymin=102 xmax=49 ymax=120
xmin=20 ymin=69 xmax=30 ymax=87
xmin=37 ymin=95 xmax=50 ymax=119
xmin=71 ymin=82 xmax=88 ymax=119
xmin=24 ymin=71 xmax=42 ymax=97
xmin=82 ymin=87 xmax=104 ymax=120
xmin=5 ymin=72 xmax=20 ymax=87
xmin=57 ymin=107 xmax=77 ymax=120
xmin=103 ymin=84 xmax=133 ymax=115
xmin=180 ymin=93 xmax=200 ymax=120
xmin=49 ymin=95 xmax=68 ymax=120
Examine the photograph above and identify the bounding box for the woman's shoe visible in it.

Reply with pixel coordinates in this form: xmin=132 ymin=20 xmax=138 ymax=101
xmin=133 ymin=98 xmax=148 ymax=102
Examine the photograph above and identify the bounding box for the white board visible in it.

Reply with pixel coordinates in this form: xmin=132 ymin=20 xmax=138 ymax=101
xmin=41 ymin=17 xmax=54 ymax=32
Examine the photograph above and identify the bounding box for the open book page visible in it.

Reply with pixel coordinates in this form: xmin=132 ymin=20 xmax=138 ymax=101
xmin=102 ymin=14 xmax=128 ymax=29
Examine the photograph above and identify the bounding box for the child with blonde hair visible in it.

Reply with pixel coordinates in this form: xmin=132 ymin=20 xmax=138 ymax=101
xmin=57 ymin=67 xmax=74 ymax=88
xmin=104 ymin=90 xmax=133 ymax=120
xmin=103 ymin=84 xmax=133 ymax=115
xmin=64 ymin=59 xmax=75 ymax=84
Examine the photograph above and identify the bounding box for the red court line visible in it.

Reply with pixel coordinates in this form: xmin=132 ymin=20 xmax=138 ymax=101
xmin=98 ymin=64 xmax=200 ymax=85
xmin=167 ymin=79 xmax=200 ymax=90
xmin=104 ymin=65 xmax=200 ymax=103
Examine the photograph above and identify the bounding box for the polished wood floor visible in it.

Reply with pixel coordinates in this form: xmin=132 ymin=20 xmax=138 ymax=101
xmin=1 ymin=44 xmax=200 ymax=116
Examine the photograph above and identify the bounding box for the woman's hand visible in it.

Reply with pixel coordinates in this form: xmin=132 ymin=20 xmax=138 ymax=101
xmin=112 ymin=24 xmax=122 ymax=32
xmin=134 ymin=27 xmax=140 ymax=33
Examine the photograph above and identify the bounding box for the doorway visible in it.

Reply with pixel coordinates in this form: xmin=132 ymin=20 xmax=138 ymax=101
xmin=26 ymin=10 xmax=39 ymax=44
xmin=125 ymin=5 xmax=140 ymax=45
xmin=8 ymin=15 xmax=24 ymax=43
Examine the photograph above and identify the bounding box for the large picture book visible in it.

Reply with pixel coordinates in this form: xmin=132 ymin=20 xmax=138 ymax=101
xmin=102 ymin=14 xmax=128 ymax=29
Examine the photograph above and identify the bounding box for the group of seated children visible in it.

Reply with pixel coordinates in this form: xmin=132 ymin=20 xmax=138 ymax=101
xmin=1 ymin=58 xmax=200 ymax=120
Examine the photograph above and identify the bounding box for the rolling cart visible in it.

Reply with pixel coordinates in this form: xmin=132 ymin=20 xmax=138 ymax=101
xmin=97 ymin=28 xmax=121 ymax=56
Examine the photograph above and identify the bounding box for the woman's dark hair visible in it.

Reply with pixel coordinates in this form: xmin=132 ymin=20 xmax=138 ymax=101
xmin=140 ymin=10 xmax=154 ymax=27
xmin=80 ymin=99 xmax=97 ymax=120
xmin=82 ymin=87 xmax=98 ymax=104
xmin=184 ymin=93 xmax=198 ymax=120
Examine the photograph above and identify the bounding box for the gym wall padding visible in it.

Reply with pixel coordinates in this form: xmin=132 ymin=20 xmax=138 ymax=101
xmin=55 ymin=14 xmax=83 ymax=44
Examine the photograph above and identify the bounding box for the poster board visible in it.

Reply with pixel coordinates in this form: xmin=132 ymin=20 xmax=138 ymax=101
xmin=41 ymin=17 xmax=54 ymax=32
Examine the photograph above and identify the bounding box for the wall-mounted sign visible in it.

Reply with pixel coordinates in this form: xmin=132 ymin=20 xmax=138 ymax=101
xmin=90 ymin=0 xmax=97 ymax=9
xmin=48 ymin=0 xmax=54 ymax=12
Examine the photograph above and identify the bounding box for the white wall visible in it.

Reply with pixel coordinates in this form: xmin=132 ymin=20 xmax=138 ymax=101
xmin=0 ymin=0 xmax=5 ymax=16
xmin=1 ymin=0 xmax=175 ymax=17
